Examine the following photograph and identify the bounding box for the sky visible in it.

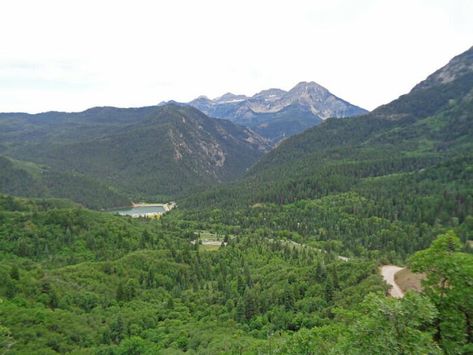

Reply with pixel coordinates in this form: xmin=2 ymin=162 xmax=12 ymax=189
xmin=0 ymin=0 xmax=472 ymax=113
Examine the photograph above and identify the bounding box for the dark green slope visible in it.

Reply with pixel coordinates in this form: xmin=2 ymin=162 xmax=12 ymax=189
xmin=1 ymin=48 xmax=472 ymax=355
xmin=250 ymin=104 xmax=323 ymax=142
xmin=1 ymin=104 xmax=270 ymax=203
xmin=0 ymin=106 xmax=164 ymax=147
xmin=181 ymin=46 xmax=473 ymax=262
xmin=0 ymin=156 xmax=130 ymax=209
xmin=0 ymin=194 xmax=388 ymax=354
xmin=239 ymin=46 xmax=473 ymax=200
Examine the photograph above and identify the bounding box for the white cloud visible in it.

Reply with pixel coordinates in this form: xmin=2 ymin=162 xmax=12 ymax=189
xmin=0 ymin=0 xmax=472 ymax=113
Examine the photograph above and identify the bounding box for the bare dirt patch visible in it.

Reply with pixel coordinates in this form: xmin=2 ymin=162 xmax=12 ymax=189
xmin=394 ymin=268 xmax=425 ymax=293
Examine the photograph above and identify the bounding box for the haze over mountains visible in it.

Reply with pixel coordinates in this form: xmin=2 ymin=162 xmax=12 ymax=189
xmin=188 ymin=81 xmax=368 ymax=142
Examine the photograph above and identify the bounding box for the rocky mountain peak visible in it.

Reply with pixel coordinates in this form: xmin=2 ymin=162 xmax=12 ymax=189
xmin=290 ymin=81 xmax=328 ymax=94
xmin=214 ymin=92 xmax=248 ymax=103
xmin=188 ymin=81 xmax=367 ymax=142
xmin=252 ymin=88 xmax=287 ymax=101
xmin=412 ymin=46 xmax=473 ymax=92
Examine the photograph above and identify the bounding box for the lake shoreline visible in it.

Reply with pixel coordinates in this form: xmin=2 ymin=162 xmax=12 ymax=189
xmin=111 ymin=201 xmax=176 ymax=218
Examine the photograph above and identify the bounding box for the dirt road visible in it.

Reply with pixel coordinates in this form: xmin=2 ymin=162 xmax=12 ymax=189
xmin=380 ymin=265 xmax=405 ymax=298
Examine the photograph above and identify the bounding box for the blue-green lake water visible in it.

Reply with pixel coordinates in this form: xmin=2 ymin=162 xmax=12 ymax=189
xmin=113 ymin=206 xmax=165 ymax=217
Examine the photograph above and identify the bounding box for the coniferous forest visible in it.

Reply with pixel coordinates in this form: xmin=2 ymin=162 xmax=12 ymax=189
xmin=1 ymin=19 xmax=473 ymax=355
xmin=1 ymin=192 xmax=472 ymax=354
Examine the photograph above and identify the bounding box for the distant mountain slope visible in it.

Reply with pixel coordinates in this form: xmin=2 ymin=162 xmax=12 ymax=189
xmin=0 ymin=156 xmax=130 ymax=209
xmin=183 ymin=46 xmax=473 ymax=208
xmin=1 ymin=104 xmax=270 ymax=202
xmin=188 ymin=81 xmax=368 ymax=142
xmin=248 ymin=47 xmax=473 ymax=183
xmin=0 ymin=106 xmax=172 ymax=147
xmin=179 ymin=47 xmax=473 ymax=265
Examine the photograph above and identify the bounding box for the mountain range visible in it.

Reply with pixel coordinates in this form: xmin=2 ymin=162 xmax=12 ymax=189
xmin=1 ymin=45 xmax=473 ymax=355
xmin=188 ymin=81 xmax=368 ymax=142
xmin=185 ymin=46 xmax=473 ymax=209
xmin=0 ymin=80 xmax=367 ymax=208
xmin=1 ymin=47 xmax=472 ymax=212
xmin=0 ymin=105 xmax=269 ymax=207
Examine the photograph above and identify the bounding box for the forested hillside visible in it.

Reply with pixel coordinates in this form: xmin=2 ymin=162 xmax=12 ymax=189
xmin=181 ymin=47 xmax=473 ymax=262
xmin=1 ymin=0 xmax=473 ymax=351
xmin=0 ymin=156 xmax=130 ymax=209
xmin=0 ymin=104 xmax=269 ymax=204
xmin=1 ymin=44 xmax=473 ymax=354
xmin=0 ymin=195 xmax=384 ymax=353
xmin=0 ymin=194 xmax=471 ymax=354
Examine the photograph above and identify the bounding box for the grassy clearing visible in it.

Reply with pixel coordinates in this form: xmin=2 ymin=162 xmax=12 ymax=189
xmin=195 ymin=230 xmax=221 ymax=240
xmin=199 ymin=244 xmax=221 ymax=252
xmin=395 ymin=268 xmax=425 ymax=293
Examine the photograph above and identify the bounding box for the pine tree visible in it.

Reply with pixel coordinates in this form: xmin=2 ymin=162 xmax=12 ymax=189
xmin=235 ymin=298 xmax=245 ymax=322
xmin=145 ymin=268 xmax=154 ymax=288
xmin=237 ymin=275 xmax=245 ymax=295
xmin=9 ymin=266 xmax=20 ymax=281
xmin=116 ymin=281 xmax=125 ymax=302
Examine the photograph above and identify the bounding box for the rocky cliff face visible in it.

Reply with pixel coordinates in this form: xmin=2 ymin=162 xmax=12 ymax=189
xmin=189 ymin=81 xmax=367 ymax=142
xmin=412 ymin=46 xmax=473 ymax=91
xmin=0 ymin=104 xmax=271 ymax=199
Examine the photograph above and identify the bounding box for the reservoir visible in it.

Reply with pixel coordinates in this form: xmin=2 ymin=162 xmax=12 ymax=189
xmin=113 ymin=205 xmax=167 ymax=218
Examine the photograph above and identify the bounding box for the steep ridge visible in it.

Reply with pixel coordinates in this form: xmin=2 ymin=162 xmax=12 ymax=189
xmin=181 ymin=46 xmax=473 ymax=260
xmin=188 ymin=81 xmax=367 ymax=142
xmin=243 ymin=46 xmax=473 ymax=194
xmin=0 ymin=104 xmax=270 ymax=204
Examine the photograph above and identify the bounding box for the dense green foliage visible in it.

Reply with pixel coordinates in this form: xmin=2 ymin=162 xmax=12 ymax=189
xmin=0 ymin=195 xmax=471 ymax=354
xmin=181 ymin=155 xmax=473 ymax=261
xmin=1 ymin=47 xmax=472 ymax=354
xmin=181 ymin=47 xmax=473 ymax=262
xmin=0 ymin=156 xmax=130 ymax=209
xmin=409 ymin=231 xmax=473 ymax=354
xmin=0 ymin=195 xmax=388 ymax=354
xmin=0 ymin=105 xmax=269 ymax=206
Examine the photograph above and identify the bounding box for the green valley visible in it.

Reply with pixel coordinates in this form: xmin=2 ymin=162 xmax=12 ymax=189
xmin=0 ymin=37 xmax=472 ymax=355
xmin=0 ymin=105 xmax=270 ymax=206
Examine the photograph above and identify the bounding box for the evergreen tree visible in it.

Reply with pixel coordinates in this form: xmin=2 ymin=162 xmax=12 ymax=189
xmin=409 ymin=231 xmax=473 ymax=353
xmin=9 ymin=266 xmax=20 ymax=281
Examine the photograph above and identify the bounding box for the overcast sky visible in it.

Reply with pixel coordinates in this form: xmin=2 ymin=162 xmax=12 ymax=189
xmin=1 ymin=0 xmax=472 ymax=113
